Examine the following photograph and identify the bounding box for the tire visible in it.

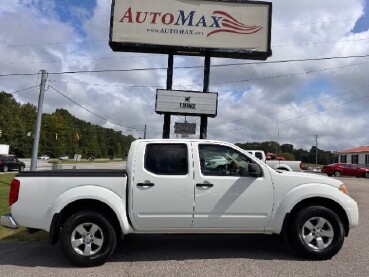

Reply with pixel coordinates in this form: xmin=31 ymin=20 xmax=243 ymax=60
xmin=327 ymin=173 xmax=333 ymax=177
xmin=365 ymin=172 xmax=369 ymax=179
xmin=60 ymin=211 xmax=117 ymax=267
xmin=3 ymin=165 xmax=8 ymax=172
xmin=334 ymin=171 xmax=341 ymax=177
xmin=289 ymin=206 xmax=344 ymax=260
xmin=19 ymin=166 xmax=25 ymax=172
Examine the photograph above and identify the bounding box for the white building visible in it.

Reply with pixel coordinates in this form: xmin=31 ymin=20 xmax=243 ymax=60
xmin=338 ymin=146 xmax=369 ymax=167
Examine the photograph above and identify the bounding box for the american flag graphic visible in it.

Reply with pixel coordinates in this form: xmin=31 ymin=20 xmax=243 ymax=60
xmin=207 ymin=11 xmax=262 ymax=37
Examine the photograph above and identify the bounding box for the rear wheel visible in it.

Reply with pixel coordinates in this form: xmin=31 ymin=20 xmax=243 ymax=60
xmin=3 ymin=165 xmax=8 ymax=172
xmin=60 ymin=211 xmax=117 ymax=267
xmin=289 ymin=206 xmax=344 ymax=260
xmin=365 ymin=172 xmax=369 ymax=179
xmin=19 ymin=165 xmax=25 ymax=172
xmin=334 ymin=171 xmax=341 ymax=177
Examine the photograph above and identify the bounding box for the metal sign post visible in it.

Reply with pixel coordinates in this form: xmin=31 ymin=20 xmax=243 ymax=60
xmin=163 ymin=53 xmax=173 ymax=138
xmin=200 ymin=54 xmax=211 ymax=139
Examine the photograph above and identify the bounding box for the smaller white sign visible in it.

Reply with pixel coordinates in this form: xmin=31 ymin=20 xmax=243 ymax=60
xmin=174 ymin=122 xmax=196 ymax=135
xmin=156 ymin=89 xmax=218 ymax=117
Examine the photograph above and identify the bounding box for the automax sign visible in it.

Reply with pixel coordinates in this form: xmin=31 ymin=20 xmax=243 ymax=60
xmin=109 ymin=0 xmax=272 ymax=59
xmin=156 ymin=89 xmax=218 ymax=117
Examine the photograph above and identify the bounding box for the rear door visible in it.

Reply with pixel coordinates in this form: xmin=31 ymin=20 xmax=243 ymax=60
xmin=131 ymin=141 xmax=194 ymax=229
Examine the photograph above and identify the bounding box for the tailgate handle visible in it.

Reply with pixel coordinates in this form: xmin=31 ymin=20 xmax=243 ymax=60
xmin=196 ymin=183 xmax=214 ymax=188
xmin=137 ymin=182 xmax=155 ymax=187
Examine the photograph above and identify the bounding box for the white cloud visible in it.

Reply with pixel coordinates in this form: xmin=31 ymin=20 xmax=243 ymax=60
xmin=1 ymin=0 xmax=369 ymax=151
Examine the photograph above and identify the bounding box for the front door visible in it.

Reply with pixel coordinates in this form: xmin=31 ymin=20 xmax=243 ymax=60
xmin=131 ymin=142 xmax=194 ymax=229
xmin=193 ymin=143 xmax=274 ymax=230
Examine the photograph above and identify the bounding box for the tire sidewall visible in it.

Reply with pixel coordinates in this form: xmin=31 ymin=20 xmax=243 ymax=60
xmin=290 ymin=206 xmax=344 ymax=260
xmin=60 ymin=211 xmax=117 ymax=267
xmin=334 ymin=171 xmax=341 ymax=177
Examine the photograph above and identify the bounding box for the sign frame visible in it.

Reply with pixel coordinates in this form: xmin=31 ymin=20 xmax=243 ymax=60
xmin=109 ymin=0 xmax=272 ymax=60
xmin=155 ymin=89 xmax=218 ymax=117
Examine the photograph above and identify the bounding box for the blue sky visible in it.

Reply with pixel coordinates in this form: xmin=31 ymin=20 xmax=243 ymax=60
xmin=353 ymin=0 xmax=369 ymax=32
xmin=1 ymin=0 xmax=369 ymax=151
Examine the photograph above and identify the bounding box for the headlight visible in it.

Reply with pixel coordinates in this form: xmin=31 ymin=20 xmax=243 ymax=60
xmin=339 ymin=184 xmax=349 ymax=195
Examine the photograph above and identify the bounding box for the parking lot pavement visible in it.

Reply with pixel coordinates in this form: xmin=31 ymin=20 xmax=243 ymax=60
xmin=0 ymin=176 xmax=368 ymax=277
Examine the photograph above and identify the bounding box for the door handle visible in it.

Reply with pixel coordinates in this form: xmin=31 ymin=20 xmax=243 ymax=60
xmin=137 ymin=182 xmax=155 ymax=187
xmin=196 ymin=183 xmax=214 ymax=188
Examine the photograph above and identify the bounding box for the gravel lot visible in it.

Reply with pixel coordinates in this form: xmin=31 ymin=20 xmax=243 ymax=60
xmin=0 ymin=175 xmax=368 ymax=277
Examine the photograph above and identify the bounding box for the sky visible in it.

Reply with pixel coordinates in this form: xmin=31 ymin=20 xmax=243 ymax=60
xmin=1 ymin=0 xmax=369 ymax=152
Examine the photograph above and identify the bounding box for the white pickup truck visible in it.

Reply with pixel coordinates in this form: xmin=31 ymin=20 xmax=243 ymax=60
xmin=1 ymin=139 xmax=358 ymax=267
xmin=247 ymin=150 xmax=303 ymax=172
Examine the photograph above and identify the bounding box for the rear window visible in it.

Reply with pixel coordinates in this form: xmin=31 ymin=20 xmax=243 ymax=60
xmin=145 ymin=144 xmax=188 ymax=175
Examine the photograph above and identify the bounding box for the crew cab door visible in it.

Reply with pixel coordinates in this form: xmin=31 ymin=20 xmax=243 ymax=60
xmin=131 ymin=142 xmax=194 ymax=229
xmin=193 ymin=143 xmax=273 ymax=230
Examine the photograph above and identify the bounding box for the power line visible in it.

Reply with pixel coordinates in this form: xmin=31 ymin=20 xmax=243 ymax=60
xmin=273 ymin=37 xmax=369 ymax=48
xmin=48 ymin=79 xmax=163 ymax=89
xmin=2 ymin=53 xmax=369 ymax=78
xmin=0 ymin=54 xmax=153 ymax=66
xmin=207 ymin=60 xmax=369 ymax=86
xmin=0 ymin=17 xmax=364 ymax=49
xmin=213 ymin=93 xmax=369 ymax=132
xmin=48 ymin=59 xmax=369 ymax=89
xmin=229 ymin=83 xmax=369 ymax=123
xmin=273 ymin=18 xmax=363 ymax=28
xmin=0 ymin=40 xmax=105 ymax=48
xmin=3 ymin=37 xmax=369 ymax=67
xmin=49 ymin=85 xmax=145 ymax=131
xmin=10 ymin=85 xmax=39 ymax=94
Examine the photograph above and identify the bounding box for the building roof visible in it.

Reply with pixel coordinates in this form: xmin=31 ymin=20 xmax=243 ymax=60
xmin=339 ymin=146 xmax=369 ymax=154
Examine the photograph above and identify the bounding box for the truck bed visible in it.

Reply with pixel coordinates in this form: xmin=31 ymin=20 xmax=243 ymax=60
xmin=17 ymin=169 xmax=127 ymax=177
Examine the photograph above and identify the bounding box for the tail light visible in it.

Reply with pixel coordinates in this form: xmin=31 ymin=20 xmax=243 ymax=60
xmin=299 ymin=162 xmax=303 ymax=170
xmin=9 ymin=179 xmax=20 ymax=206
xmin=0 ymin=160 xmax=3 ymax=165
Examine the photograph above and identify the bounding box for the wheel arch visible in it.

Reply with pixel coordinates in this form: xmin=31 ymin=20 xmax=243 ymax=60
xmin=282 ymin=197 xmax=350 ymax=237
xmin=50 ymin=199 xmax=122 ymax=245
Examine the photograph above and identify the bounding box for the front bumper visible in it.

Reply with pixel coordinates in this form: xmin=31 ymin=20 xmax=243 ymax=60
xmin=1 ymin=214 xmax=18 ymax=229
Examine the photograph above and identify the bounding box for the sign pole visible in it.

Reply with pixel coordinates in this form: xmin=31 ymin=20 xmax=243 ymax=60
xmin=163 ymin=53 xmax=173 ymax=138
xmin=200 ymin=54 xmax=211 ymax=139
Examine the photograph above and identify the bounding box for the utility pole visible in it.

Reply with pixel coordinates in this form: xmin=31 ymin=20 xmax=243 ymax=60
xmin=30 ymin=70 xmax=48 ymax=171
xmin=314 ymin=135 xmax=318 ymax=167
xmin=143 ymin=124 xmax=147 ymax=139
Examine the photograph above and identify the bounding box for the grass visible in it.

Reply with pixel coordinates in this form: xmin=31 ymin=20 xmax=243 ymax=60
xmin=0 ymin=173 xmax=47 ymax=242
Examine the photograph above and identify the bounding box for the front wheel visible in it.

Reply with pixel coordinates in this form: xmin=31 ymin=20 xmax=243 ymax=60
xmin=3 ymin=165 xmax=8 ymax=172
xmin=289 ymin=206 xmax=344 ymax=260
xmin=60 ymin=211 xmax=117 ymax=267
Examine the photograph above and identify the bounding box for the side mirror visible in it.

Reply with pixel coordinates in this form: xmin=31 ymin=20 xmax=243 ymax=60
xmin=248 ymin=163 xmax=262 ymax=177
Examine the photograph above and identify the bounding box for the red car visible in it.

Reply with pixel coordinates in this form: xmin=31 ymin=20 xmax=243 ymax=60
xmin=321 ymin=163 xmax=369 ymax=178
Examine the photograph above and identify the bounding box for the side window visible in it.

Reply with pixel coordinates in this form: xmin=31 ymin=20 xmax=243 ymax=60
xmin=255 ymin=152 xmax=263 ymax=160
xmin=199 ymin=144 xmax=256 ymax=177
xmin=145 ymin=144 xmax=188 ymax=175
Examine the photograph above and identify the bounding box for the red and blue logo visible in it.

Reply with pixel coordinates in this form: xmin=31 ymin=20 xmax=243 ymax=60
xmin=119 ymin=8 xmax=262 ymax=37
